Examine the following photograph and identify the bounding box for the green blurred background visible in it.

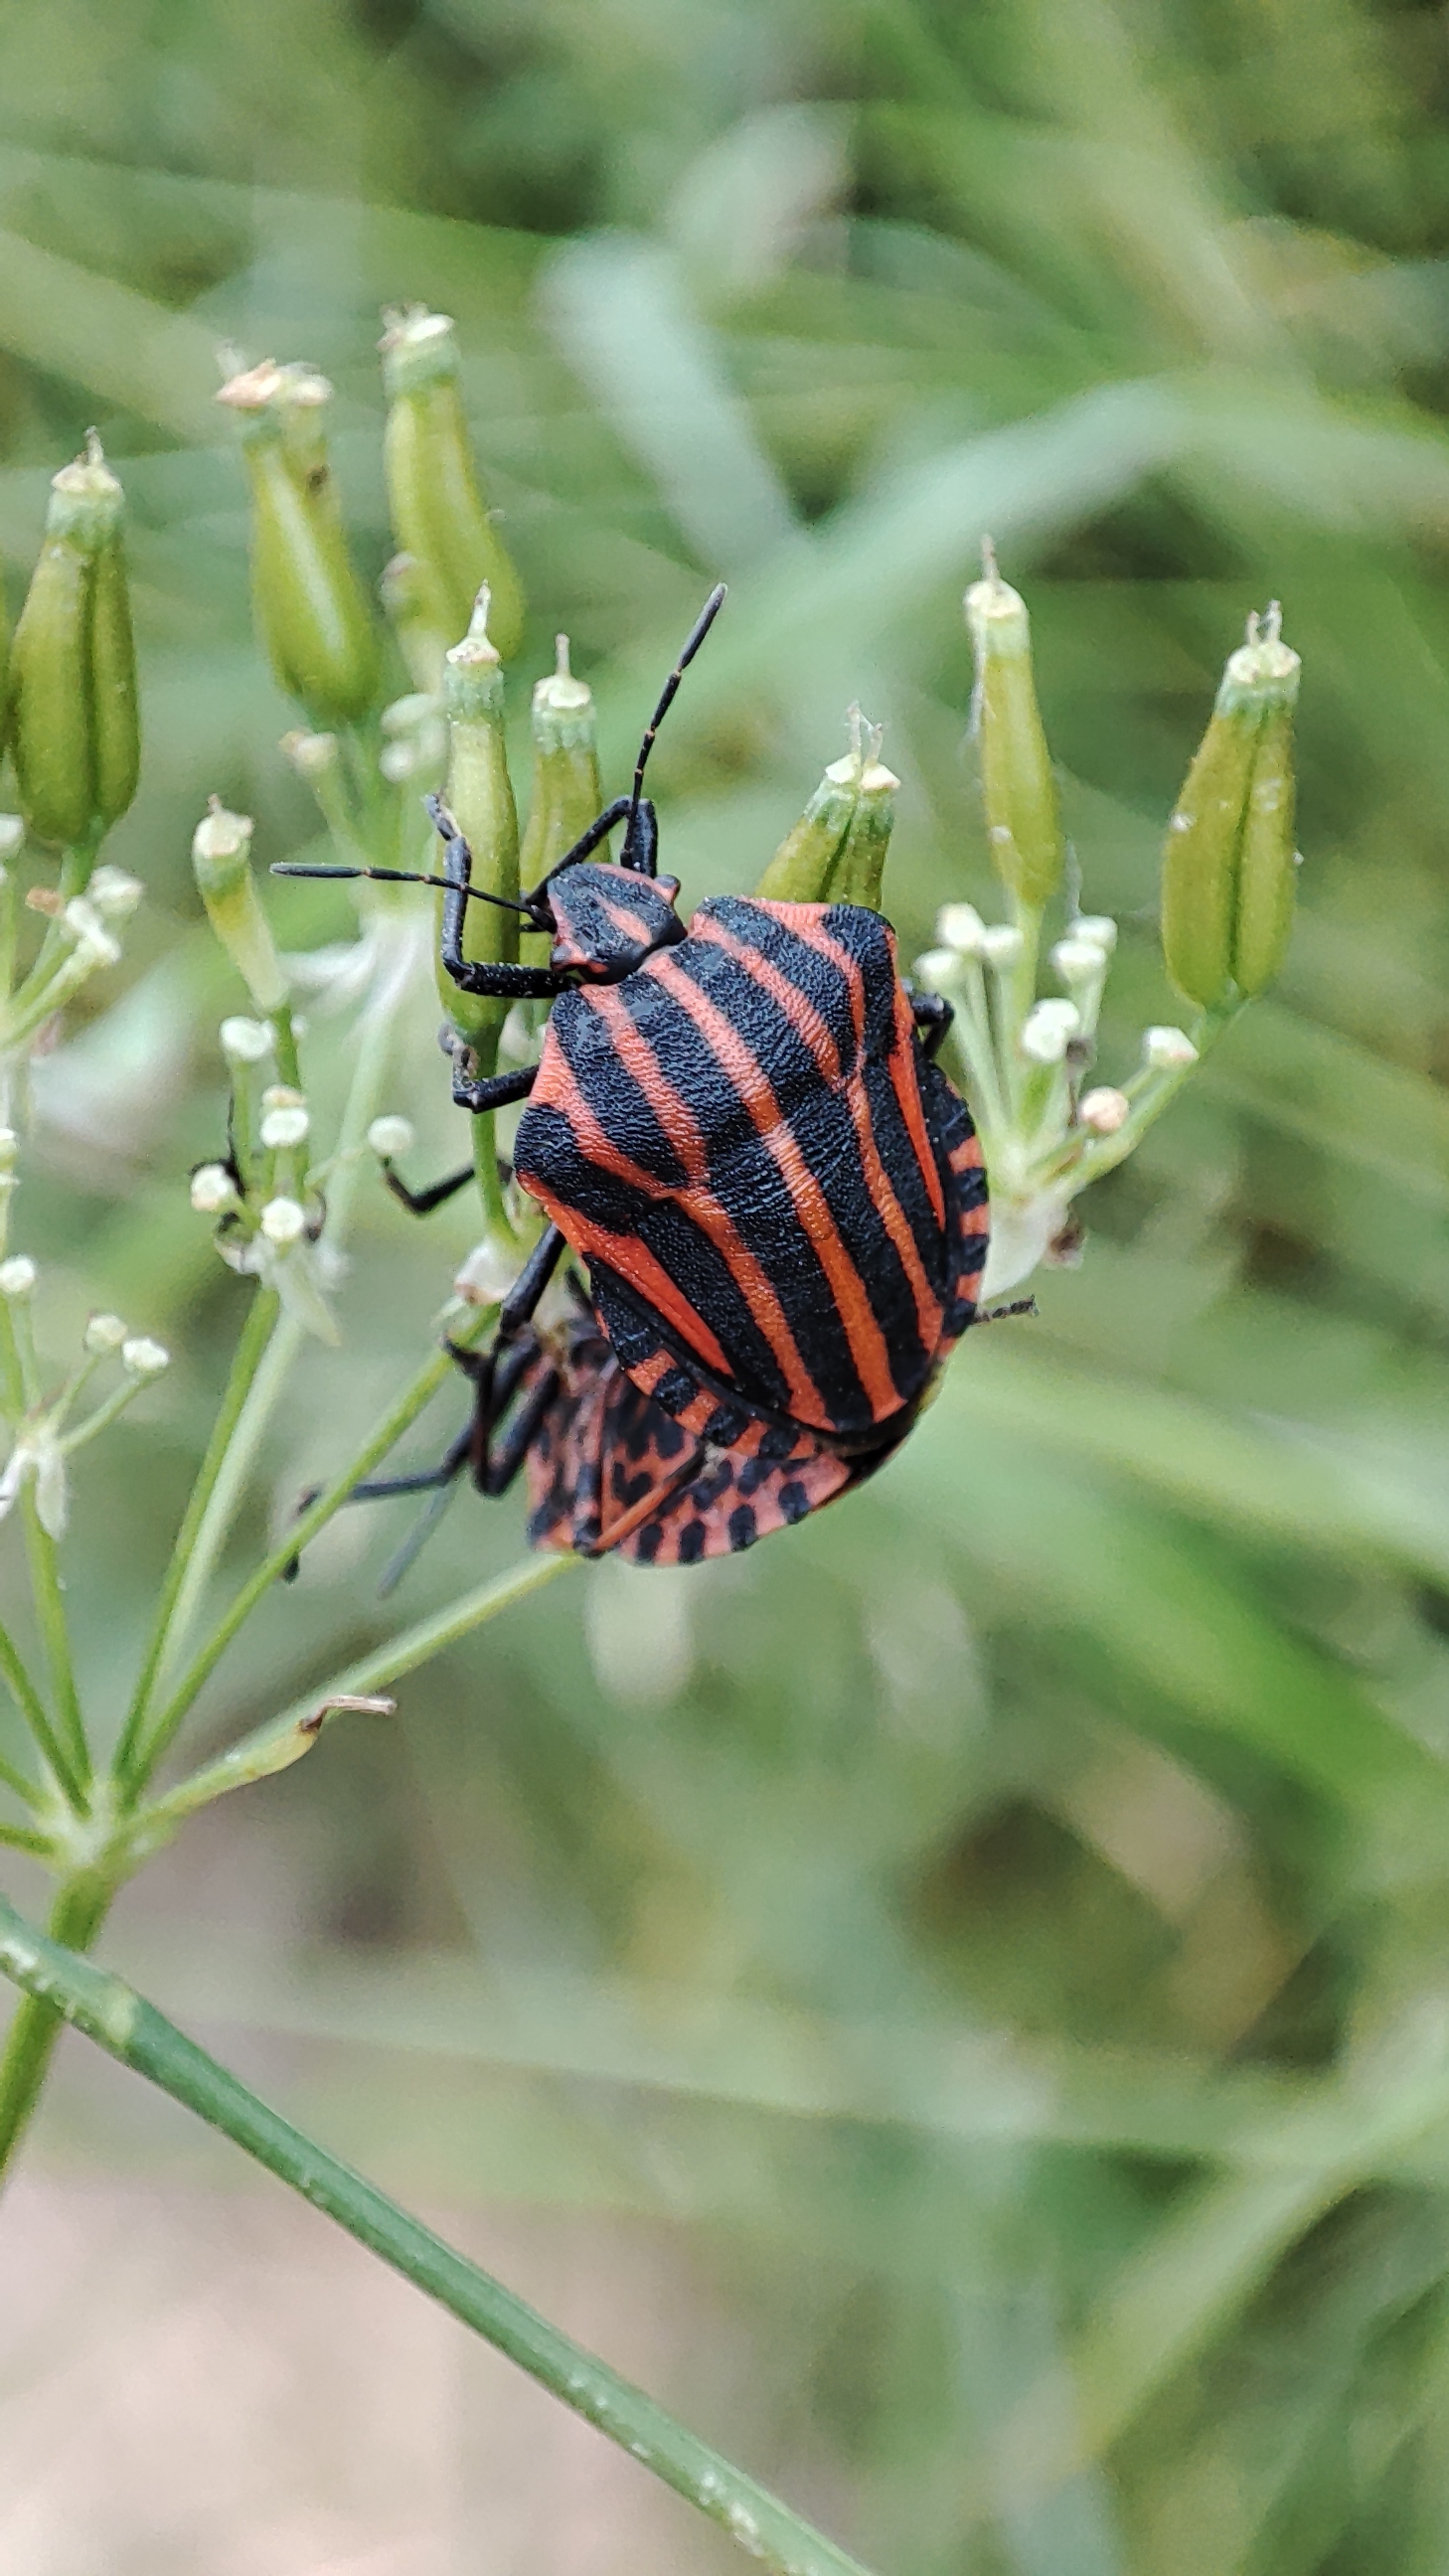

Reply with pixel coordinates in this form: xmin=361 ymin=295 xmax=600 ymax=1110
xmin=4 ymin=1 xmax=1449 ymax=2569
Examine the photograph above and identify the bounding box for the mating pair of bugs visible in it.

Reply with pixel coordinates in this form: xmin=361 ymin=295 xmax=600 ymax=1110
xmin=279 ymin=585 xmax=995 ymax=1570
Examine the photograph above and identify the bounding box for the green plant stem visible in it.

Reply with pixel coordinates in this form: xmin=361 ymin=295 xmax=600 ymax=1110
xmin=0 ymin=1885 xmax=881 ymax=2576
xmin=123 ymin=1309 xmax=494 ymax=1793
xmin=0 ymin=1871 xmax=115 ymax=2186
xmin=112 ymin=1286 xmax=281 ymax=1782
xmin=21 ymin=1494 xmax=88 ymax=1798
xmin=0 ymin=1615 xmax=77 ymax=1810
xmin=0 ymin=1823 xmax=53 ymax=1855
xmin=0 ymin=1744 xmax=40 ymax=1811
xmin=146 ymin=1551 xmax=572 ymax=1832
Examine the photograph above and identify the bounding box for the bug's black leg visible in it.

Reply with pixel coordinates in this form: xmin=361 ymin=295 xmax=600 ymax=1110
xmin=381 ymin=1160 xmax=475 ymax=1217
xmin=424 ymin=800 xmax=571 ymax=998
xmin=910 ymin=990 xmax=954 ymax=1060
xmin=498 ymin=1223 xmax=568 ymax=1340
xmin=476 ymin=1357 xmax=561 ymax=1496
xmin=446 ymin=1050 xmax=541 ymax=1118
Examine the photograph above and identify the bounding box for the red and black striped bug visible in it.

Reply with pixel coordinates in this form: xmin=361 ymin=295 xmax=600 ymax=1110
xmin=276 ymin=587 xmax=995 ymax=1564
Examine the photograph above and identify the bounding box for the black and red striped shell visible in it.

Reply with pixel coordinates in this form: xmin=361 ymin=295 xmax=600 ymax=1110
xmin=513 ymin=892 xmax=988 ymax=1464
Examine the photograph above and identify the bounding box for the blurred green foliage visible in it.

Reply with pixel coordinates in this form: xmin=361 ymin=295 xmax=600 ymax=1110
xmin=4 ymin=0 xmax=1449 ymax=2569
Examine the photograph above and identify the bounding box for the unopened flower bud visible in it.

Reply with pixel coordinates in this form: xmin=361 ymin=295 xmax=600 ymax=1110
xmin=1051 ymin=937 xmax=1108 ymax=988
xmin=190 ymin=1163 xmax=239 ymax=1213
xmin=0 ymin=820 xmax=25 ymax=867
xmin=5 ymin=432 xmax=140 ymax=848
xmin=220 ymin=1015 xmax=272 ymax=1066
xmin=1161 ymin=604 xmax=1301 ymax=1011
xmin=1078 ymin=1086 xmax=1130 ymax=1134
xmin=281 ymin=728 xmax=341 ymax=784
xmin=220 ymin=360 xmax=381 ymax=727
xmin=0 ymin=1256 xmax=37 ymax=1299
xmin=83 ymin=1311 xmax=128 ymax=1353
xmin=259 ymin=1103 xmax=309 ymax=1149
xmin=439 ymin=587 xmax=520 ymax=1054
xmin=964 ymin=544 xmax=1063 ymax=912
xmin=1019 ymin=999 xmax=1080 ymax=1063
xmin=1071 ymin=914 xmax=1117 ymax=953
xmin=913 ymin=948 xmax=960 ymax=990
xmin=194 ymin=800 xmax=286 ymax=1014
xmin=121 ymin=1336 xmax=169 ymax=1377
xmin=518 ymin=638 xmax=602 ymax=956
xmin=1143 ymin=1025 xmax=1200 ymax=1070
xmin=260 ymin=1196 xmax=306 ymax=1246
xmin=454 ymin=1232 xmax=525 ymax=1307
xmin=368 ymin=1115 xmax=414 ymax=1159
xmin=381 ymin=307 xmax=525 ymax=667
xmin=86 ymin=864 xmax=143 ymax=922
xmin=979 ymin=923 xmax=1025 ymax=969
xmin=936 ymin=902 xmax=986 ymax=955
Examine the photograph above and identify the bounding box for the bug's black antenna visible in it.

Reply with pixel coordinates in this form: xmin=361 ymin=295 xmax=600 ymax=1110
xmin=269 ymin=862 xmax=537 ymax=918
xmin=626 ymin=582 xmax=726 ymax=839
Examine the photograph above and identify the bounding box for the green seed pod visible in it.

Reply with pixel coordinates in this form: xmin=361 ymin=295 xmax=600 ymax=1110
xmin=1161 ymin=605 xmax=1301 ymax=1012
xmin=7 ymin=435 xmax=139 ymax=850
xmin=193 ymin=799 xmax=287 ymax=1014
xmin=438 ymin=588 xmax=519 ymax=1052
xmin=382 ymin=307 xmax=525 ymax=668
xmin=219 ymin=360 xmax=382 ymax=728
xmin=964 ymin=545 xmax=1063 ymax=913
xmin=380 ymin=551 xmax=442 ymax=697
xmin=519 ymin=635 xmax=601 ymax=969
xmin=89 ymin=533 xmax=140 ymax=831
xmin=828 ymin=756 xmax=898 ymax=910
xmin=754 ymin=710 xmax=897 ymax=909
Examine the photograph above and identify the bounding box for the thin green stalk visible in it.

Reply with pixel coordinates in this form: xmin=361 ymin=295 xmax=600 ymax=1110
xmin=124 ymin=1313 xmax=493 ymax=1792
xmin=0 ymin=1870 xmax=115 ymax=2186
xmin=0 ymin=1615 xmax=78 ymax=1811
xmin=0 ymin=1823 xmax=53 ymax=1855
xmin=146 ymin=1552 xmax=572 ymax=1832
xmin=21 ymin=1496 xmax=88 ymax=1797
xmin=0 ymin=1743 xmax=40 ymax=1811
xmin=112 ymin=1286 xmax=281 ymax=1781
xmin=0 ymin=1886 xmax=881 ymax=2576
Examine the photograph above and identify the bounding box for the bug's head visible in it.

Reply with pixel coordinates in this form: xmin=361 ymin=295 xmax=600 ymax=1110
xmin=546 ymin=862 xmax=685 ymax=980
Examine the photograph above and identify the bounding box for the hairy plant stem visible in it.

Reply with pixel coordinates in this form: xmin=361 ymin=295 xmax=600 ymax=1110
xmin=0 ymin=1870 xmax=116 ymax=2186
xmin=0 ymin=1887 xmax=880 ymax=2576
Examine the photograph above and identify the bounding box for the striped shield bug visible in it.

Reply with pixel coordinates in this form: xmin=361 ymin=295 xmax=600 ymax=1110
xmin=276 ymin=587 xmax=997 ymax=1561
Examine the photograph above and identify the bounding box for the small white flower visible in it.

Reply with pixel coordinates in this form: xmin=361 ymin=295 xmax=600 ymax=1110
xmin=979 ymin=924 xmax=1025 ymax=969
xmin=260 ymin=1197 xmax=306 ymax=1247
xmin=936 ymin=902 xmax=986 ymax=956
xmin=0 ymin=818 xmax=25 ymax=865
xmin=86 ymin=865 xmax=144 ymax=923
xmin=121 ymin=1337 xmax=170 ymax=1377
xmin=259 ymin=1104 xmax=309 ymax=1150
xmin=368 ymin=1115 xmax=414 ymax=1160
xmin=1019 ymin=999 xmax=1081 ymax=1064
xmin=281 ymin=729 xmax=340 ymax=782
xmin=62 ymin=899 xmax=121 ymax=969
xmin=381 ymin=692 xmax=442 ymax=736
xmin=0 ymin=1256 xmax=37 ymax=1299
xmin=1078 ymin=1086 xmax=1131 ymax=1135
xmin=190 ymin=1163 xmax=239 ymax=1214
xmin=379 ymin=741 xmax=421 ymax=785
xmin=1143 ymin=1025 xmax=1200 ymax=1070
xmin=83 ymin=1312 xmax=128 ymax=1354
xmin=913 ymin=949 xmax=960 ymax=991
xmin=220 ymin=1016 xmax=272 ymax=1065
xmin=1070 ymin=914 xmax=1118 ymax=954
